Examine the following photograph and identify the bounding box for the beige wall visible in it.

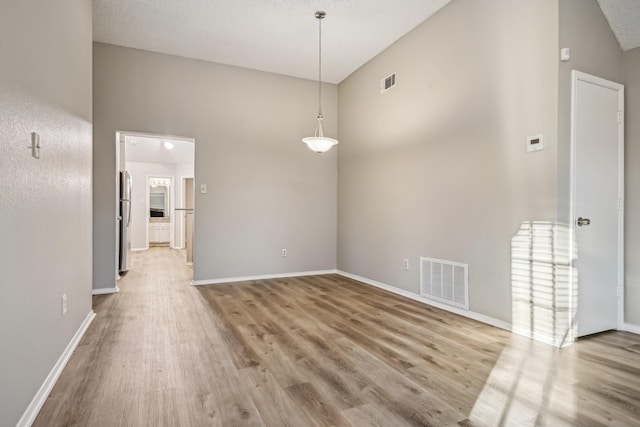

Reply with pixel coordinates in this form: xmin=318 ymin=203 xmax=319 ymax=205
xmin=93 ymin=43 xmax=338 ymax=287
xmin=337 ymin=0 xmax=559 ymax=323
xmin=0 ymin=0 xmax=93 ymax=425
xmin=623 ymin=47 xmax=640 ymax=325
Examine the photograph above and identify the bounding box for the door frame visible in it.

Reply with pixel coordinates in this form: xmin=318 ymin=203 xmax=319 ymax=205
xmin=181 ymin=176 xmax=195 ymax=248
xmin=146 ymin=175 xmax=175 ymax=249
xmin=569 ymin=70 xmax=625 ymax=337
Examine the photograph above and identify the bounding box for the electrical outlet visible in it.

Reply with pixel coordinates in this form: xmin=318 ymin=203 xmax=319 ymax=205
xmin=282 ymin=248 xmax=287 ymax=257
xmin=403 ymin=258 xmax=409 ymax=270
xmin=62 ymin=294 xmax=67 ymax=315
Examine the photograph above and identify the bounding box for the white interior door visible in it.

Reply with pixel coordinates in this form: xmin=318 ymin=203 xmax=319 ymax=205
xmin=571 ymin=71 xmax=624 ymax=338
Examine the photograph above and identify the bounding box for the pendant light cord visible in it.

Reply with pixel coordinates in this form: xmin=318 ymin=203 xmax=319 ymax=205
xmin=318 ymin=14 xmax=323 ymax=117
xmin=302 ymin=11 xmax=338 ymax=152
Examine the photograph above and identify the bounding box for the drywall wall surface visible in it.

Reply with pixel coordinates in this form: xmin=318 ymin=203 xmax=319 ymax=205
xmin=337 ymin=0 xmax=559 ymax=323
xmin=623 ymin=47 xmax=640 ymax=325
xmin=93 ymin=124 xmax=117 ymax=291
xmin=94 ymin=43 xmax=337 ymax=284
xmin=557 ymin=0 xmax=624 ymax=224
xmin=0 ymin=0 xmax=93 ymax=425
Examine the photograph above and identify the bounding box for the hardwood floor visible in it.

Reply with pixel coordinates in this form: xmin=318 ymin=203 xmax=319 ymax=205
xmin=34 ymin=248 xmax=640 ymax=426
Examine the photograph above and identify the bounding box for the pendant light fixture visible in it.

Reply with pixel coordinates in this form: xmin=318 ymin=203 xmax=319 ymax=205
xmin=302 ymin=11 xmax=339 ymax=154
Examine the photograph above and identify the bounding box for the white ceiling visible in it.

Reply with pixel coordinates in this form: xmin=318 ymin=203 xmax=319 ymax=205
xmin=93 ymin=0 xmax=452 ymax=84
xmin=94 ymin=1 xmax=640 ymax=85
xmin=598 ymin=0 xmax=640 ymax=51
xmin=125 ymin=135 xmax=194 ymax=165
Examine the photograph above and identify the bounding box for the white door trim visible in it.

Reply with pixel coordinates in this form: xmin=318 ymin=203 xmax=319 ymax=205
xmin=570 ymin=70 xmax=625 ymax=336
xmin=179 ymin=176 xmax=195 ymax=249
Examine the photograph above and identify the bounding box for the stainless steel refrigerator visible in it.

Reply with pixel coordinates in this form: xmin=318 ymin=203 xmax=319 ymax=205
xmin=118 ymin=171 xmax=132 ymax=274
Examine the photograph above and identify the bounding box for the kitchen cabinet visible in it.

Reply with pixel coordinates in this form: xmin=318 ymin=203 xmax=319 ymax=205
xmin=149 ymin=222 xmax=170 ymax=243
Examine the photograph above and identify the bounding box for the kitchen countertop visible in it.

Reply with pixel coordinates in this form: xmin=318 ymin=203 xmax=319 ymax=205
xmin=149 ymin=217 xmax=170 ymax=223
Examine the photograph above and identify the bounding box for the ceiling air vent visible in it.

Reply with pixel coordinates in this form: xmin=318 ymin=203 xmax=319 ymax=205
xmin=380 ymin=72 xmax=396 ymax=94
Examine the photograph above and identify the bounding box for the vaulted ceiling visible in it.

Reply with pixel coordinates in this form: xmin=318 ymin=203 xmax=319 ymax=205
xmin=597 ymin=0 xmax=640 ymax=51
xmin=92 ymin=0 xmax=452 ymax=84
xmin=93 ymin=0 xmax=640 ymax=84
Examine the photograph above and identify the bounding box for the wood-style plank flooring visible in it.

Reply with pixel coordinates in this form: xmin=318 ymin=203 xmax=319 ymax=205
xmin=34 ymin=248 xmax=640 ymax=426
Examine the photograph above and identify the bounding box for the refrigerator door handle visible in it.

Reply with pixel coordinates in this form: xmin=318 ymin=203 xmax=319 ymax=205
xmin=126 ymin=203 xmax=131 ymax=227
xmin=126 ymin=173 xmax=132 ymax=227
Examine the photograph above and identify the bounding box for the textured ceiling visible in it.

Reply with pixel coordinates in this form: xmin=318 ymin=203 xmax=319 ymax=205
xmin=94 ymin=1 xmax=640 ymax=84
xmin=125 ymin=135 xmax=194 ymax=165
xmin=598 ymin=0 xmax=640 ymax=51
xmin=93 ymin=0 xmax=452 ymax=84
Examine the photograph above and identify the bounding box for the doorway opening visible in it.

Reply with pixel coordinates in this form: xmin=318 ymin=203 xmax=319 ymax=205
xmin=147 ymin=175 xmax=174 ymax=248
xmin=116 ymin=131 xmax=195 ymax=276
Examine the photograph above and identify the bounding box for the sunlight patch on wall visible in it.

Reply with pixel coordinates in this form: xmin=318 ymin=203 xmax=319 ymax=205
xmin=511 ymin=221 xmax=576 ymax=348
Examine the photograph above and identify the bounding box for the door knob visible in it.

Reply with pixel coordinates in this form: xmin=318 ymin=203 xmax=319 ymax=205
xmin=577 ymin=217 xmax=591 ymax=227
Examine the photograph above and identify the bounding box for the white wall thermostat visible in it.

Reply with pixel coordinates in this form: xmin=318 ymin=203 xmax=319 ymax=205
xmin=527 ymin=134 xmax=544 ymax=152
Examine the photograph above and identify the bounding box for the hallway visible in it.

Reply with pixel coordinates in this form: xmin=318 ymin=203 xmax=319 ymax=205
xmin=33 ymin=248 xmax=227 ymax=426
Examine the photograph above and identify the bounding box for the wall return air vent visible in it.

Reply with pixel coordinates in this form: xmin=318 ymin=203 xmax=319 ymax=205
xmin=420 ymin=257 xmax=469 ymax=310
xmin=380 ymin=72 xmax=396 ymax=93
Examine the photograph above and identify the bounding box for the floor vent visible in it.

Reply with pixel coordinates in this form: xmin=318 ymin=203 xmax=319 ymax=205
xmin=420 ymin=257 xmax=469 ymax=310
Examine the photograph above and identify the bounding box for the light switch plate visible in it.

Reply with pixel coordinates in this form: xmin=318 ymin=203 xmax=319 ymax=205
xmin=30 ymin=132 xmax=41 ymax=159
xmin=200 ymin=184 xmax=207 ymax=194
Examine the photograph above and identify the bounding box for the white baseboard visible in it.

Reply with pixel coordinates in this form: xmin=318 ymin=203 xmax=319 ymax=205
xmin=17 ymin=310 xmax=96 ymax=427
xmin=624 ymin=323 xmax=640 ymax=335
xmin=131 ymin=248 xmax=147 ymax=252
xmin=92 ymin=287 xmax=119 ymax=295
xmin=337 ymin=270 xmax=512 ymax=331
xmin=192 ymin=269 xmax=338 ymax=286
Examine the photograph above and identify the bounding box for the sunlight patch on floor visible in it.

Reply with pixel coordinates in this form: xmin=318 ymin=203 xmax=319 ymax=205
xmin=468 ymin=337 xmax=578 ymax=426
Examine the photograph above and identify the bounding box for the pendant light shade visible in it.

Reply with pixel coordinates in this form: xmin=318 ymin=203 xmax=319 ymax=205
xmin=302 ymin=11 xmax=339 ymax=154
xmin=302 ymin=114 xmax=338 ymax=153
